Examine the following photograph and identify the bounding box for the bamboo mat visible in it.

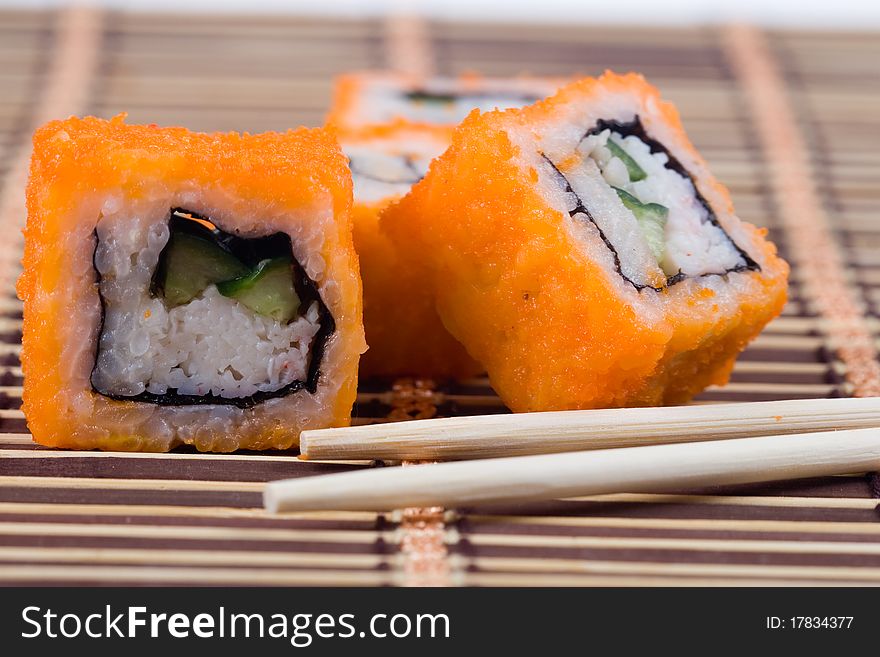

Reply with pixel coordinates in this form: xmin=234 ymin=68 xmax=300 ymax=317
xmin=0 ymin=6 xmax=878 ymax=586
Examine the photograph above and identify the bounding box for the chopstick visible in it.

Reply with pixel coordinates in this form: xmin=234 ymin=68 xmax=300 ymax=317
xmin=301 ymin=397 xmax=880 ymax=462
xmin=266 ymin=427 xmax=880 ymax=512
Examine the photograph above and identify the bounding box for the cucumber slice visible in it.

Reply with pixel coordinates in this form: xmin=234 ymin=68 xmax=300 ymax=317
xmin=157 ymin=232 xmax=249 ymax=306
xmin=613 ymin=187 xmax=668 ymax=262
xmin=606 ymin=138 xmax=647 ymax=182
xmin=217 ymin=257 xmax=301 ymax=323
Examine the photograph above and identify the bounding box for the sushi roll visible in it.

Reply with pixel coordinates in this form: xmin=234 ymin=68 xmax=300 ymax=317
xmin=384 ymin=72 xmax=789 ymax=412
xmin=327 ymin=72 xmax=560 ymax=129
xmin=339 ymin=122 xmax=480 ymax=378
xmin=18 ymin=115 xmax=365 ymax=451
xmin=328 ymin=73 xmax=560 ymax=379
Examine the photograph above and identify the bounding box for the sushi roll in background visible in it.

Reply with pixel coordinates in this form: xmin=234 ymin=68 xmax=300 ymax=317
xmin=338 ymin=122 xmax=481 ymax=378
xmin=327 ymin=71 xmax=561 ymax=129
xmin=384 ymin=71 xmax=789 ymax=412
xmin=328 ymin=73 xmax=559 ymax=380
xmin=18 ymin=115 xmax=366 ymax=451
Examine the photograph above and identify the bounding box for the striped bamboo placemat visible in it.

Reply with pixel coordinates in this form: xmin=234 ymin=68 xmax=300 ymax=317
xmin=0 ymin=6 xmax=878 ymax=586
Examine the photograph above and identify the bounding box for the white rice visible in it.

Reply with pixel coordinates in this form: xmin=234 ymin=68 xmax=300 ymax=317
xmin=550 ymin=153 xmax=660 ymax=288
xmin=577 ymin=128 xmax=746 ymax=278
xmin=353 ymin=75 xmax=557 ymax=126
xmin=344 ymin=132 xmax=447 ymax=204
xmin=91 ymin=209 xmax=321 ymax=399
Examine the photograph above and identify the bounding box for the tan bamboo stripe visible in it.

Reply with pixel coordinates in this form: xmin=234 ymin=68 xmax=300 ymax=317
xmin=3 ymin=501 xmax=877 ymax=537
xmin=468 ymin=515 xmax=880 ymax=536
xmin=466 ymin=533 xmax=880 ymax=557
xmin=387 ymin=378 xmax=454 ymax=587
xmin=464 ymin=556 xmax=880 ymax=582
xmin=0 ymin=565 xmax=389 ymax=586
xmin=723 ymin=24 xmax=880 ymax=397
xmin=0 ymin=501 xmax=378 ymax=522
xmin=731 ymin=361 xmax=828 ymax=375
xmin=757 ymin=316 xmax=821 ymax=333
xmin=703 ymin=382 xmax=834 ymax=395
xmin=0 ymin=435 xmax=36 ymax=446
xmin=564 ymin=492 xmax=879 ymax=509
xmin=748 ymin=335 xmax=823 ymax=350
xmin=0 ymin=298 xmax=21 ymax=312
xmin=1 ymin=469 xmax=866 ymax=500
xmin=0 ymin=416 xmax=376 ymax=433
xmin=0 ymin=475 xmax=264 ymax=492
xmin=0 ymin=5 xmax=102 ymax=289
xmin=0 ymin=447 xmax=372 ymax=467
xmin=1 ymin=475 xmax=874 ymax=510
xmin=463 ymin=573 xmax=857 ymax=587
xmin=0 ymin=521 xmax=384 ymax=544
xmin=0 ymin=546 xmax=385 ymax=569
xmin=384 ymin=2 xmax=434 ymax=77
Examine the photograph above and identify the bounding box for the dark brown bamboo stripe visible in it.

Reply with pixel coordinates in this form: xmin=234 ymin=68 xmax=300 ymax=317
xmin=463 ymin=517 xmax=880 ymax=539
xmin=0 ymin=511 xmax=380 ymax=531
xmin=462 ymin=556 xmax=880 ymax=583
xmin=461 ymin=545 xmax=880 ymax=569
xmin=0 ymin=452 xmax=366 ymax=481
xmin=459 ymin=501 xmax=880 ymax=524
xmin=0 ymin=534 xmax=385 ymax=556
xmin=0 ymin=485 xmax=264 ymax=508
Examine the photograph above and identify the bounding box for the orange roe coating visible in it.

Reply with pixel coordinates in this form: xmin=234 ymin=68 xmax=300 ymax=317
xmin=327 ymin=73 xmax=367 ymax=129
xmin=18 ymin=115 xmax=365 ymax=451
xmin=327 ymin=73 xmax=438 ymax=130
xmin=354 ymin=199 xmax=481 ymax=379
xmin=384 ymin=72 xmax=788 ymax=412
xmin=336 ymin=122 xmax=481 ymax=379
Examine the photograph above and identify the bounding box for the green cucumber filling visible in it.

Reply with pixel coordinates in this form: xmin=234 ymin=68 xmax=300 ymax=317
xmin=156 ymin=232 xmax=249 ymax=306
xmin=606 ymin=138 xmax=647 ymax=182
xmin=612 ymin=187 xmax=668 ymax=262
xmin=582 ymin=132 xmax=670 ymax=268
xmin=92 ymin=208 xmax=332 ymax=405
xmin=216 ymin=257 xmax=301 ymax=324
xmin=405 ymin=91 xmax=458 ymax=106
xmin=552 ymin=117 xmax=754 ymax=290
xmin=153 ymin=212 xmax=302 ymax=324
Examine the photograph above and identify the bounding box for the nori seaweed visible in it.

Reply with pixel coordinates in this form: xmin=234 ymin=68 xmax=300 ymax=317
xmin=347 ymin=155 xmax=423 ymax=186
xmin=403 ymin=90 xmax=543 ymax=105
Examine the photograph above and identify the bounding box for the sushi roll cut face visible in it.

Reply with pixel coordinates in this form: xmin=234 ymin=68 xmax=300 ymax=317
xmin=91 ymin=209 xmax=330 ymax=405
xmin=539 ymin=116 xmax=758 ymax=292
xmin=328 ymin=72 xmax=561 ymax=129
xmin=384 ymin=72 xmax=789 ymax=411
xmin=339 ymin=124 xmax=481 ymax=379
xmin=19 ymin=116 xmax=365 ymax=451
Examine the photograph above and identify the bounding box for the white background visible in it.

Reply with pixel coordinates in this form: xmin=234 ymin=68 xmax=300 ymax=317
xmin=0 ymin=0 xmax=879 ymax=28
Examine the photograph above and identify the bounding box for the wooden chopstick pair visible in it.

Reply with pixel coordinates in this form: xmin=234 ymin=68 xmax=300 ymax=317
xmin=263 ymin=397 xmax=880 ymax=513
